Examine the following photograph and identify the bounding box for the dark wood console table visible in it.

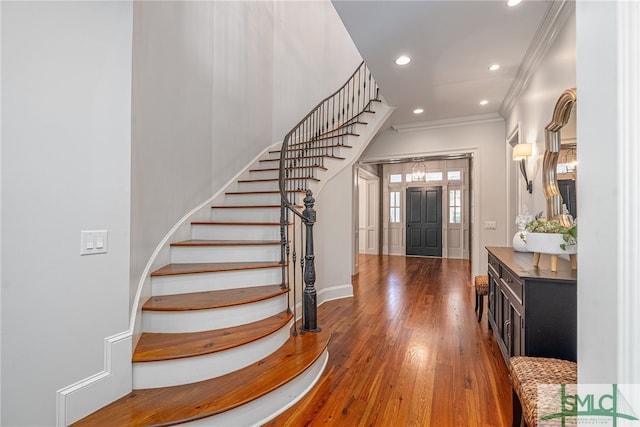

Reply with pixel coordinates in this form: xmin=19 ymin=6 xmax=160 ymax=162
xmin=486 ymin=246 xmax=577 ymax=365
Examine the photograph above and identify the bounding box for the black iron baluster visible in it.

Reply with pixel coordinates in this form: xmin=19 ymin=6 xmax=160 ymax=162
xmin=358 ymin=64 xmax=363 ymax=112
xmin=285 ymin=208 xmax=291 ymax=307
xmin=280 ymin=203 xmax=286 ymax=289
xmin=351 ymin=77 xmax=355 ymax=121
xmin=291 ymin=213 xmax=298 ymax=336
xmin=299 ymin=217 xmax=305 ymax=335
xmin=332 ymin=95 xmax=336 ymax=133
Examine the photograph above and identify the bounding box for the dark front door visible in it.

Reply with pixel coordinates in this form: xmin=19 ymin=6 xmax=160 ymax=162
xmin=406 ymin=186 xmax=442 ymax=257
xmin=558 ymin=179 xmax=577 ymax=219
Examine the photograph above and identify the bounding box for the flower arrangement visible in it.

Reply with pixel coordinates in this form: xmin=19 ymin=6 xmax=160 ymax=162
xmin=525 ymin=212 xmax=577 ymax=251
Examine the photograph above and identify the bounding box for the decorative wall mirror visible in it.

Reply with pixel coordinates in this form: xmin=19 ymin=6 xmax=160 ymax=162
xmin=543 ymin=88 xmax=577 ymax=226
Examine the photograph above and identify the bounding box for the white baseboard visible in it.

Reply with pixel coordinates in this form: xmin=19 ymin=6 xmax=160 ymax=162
xmin=318 ymin=283 xmax=354 ymax=305
xmin=56 ymin=332 xmax=132 ymax=426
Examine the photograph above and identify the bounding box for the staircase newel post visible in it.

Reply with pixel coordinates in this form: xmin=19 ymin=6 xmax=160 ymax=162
xmin=302 ymin=190 xmax=320 ymax=332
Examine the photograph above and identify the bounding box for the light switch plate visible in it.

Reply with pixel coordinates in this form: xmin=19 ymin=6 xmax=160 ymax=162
xmin=81 ymin=230 xmax=108 ymax=255
xmin=484 ymin=221 xmax=497 ymax=230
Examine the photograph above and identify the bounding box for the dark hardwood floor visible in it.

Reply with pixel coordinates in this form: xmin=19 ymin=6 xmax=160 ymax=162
xmin=263 ymin=254 xmax=512 ymax=427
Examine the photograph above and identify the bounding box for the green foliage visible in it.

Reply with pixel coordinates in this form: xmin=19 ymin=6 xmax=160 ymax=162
xmin=525 ymin=217 xmax=577 ymax=251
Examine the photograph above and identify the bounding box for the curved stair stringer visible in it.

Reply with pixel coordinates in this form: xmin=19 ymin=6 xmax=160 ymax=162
xmin=56 ymin=141 xmax=284 ymax=427
xmin=182 ymin=348 xmax=329 ymax=427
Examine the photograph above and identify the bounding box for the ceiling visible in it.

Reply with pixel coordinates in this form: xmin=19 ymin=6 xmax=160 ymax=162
xmin=332 ymin=0 xmax=554 ymax=129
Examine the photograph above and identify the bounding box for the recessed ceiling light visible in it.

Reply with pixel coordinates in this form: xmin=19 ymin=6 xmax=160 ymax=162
xmin=413 ymin=108 xmax=424 ymax=114
xmin=480 ymin=100 xmax=489 ymax=106
xmin=395 ymin=55 xmax=411 ymax=66
xmin=488 ymin=64 xmax=500 ymax=71
xmin=507 ymin=0 xmax=522 ymax=6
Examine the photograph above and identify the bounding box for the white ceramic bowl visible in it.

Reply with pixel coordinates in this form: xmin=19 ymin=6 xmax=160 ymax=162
xmin=526 ymin=232 xmax=577 ymax=255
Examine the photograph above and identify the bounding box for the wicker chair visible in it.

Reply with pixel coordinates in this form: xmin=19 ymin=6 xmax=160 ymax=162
xmin=509 ymin=356 xmax=577 ymax=427
xmin=474 ymin=275 xmax=489 ymax=322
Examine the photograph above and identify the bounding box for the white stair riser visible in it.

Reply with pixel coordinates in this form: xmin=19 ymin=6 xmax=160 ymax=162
xmin=222 ymin=193 xmax=303 ymax=205
xmin=151 ymin=267 xmax=283 ymax=296
xmin=192 ymin=224 xmax=281 ymax=241
xmin=142 ymin=294 xmax=288 ymax=333
xmin=248 ymin=169 xmax=279 ymax=179
xmin=284 ymin=168 xmax=322 ymax=180
xmin=247 ymin=168 xmax=321 ymax=180
xmin=171 ymin=244 xmax=281 ymax=264
xmin=269 ymin=146 xmax=349 ymax=159
xmin=237 ymin=180 xmax=280 ymax=192
xmin=265 ymin=158 xmax=344 ymax=173
xmin=210 ymin=207 xmax=281 ymax=222
xmin=258 ymin=160 xmax=280 ymax=169
xmin=132 ymin=323 xmax=291 ymax=389
xmin=183 ymin=349 xmax=328 ymax=426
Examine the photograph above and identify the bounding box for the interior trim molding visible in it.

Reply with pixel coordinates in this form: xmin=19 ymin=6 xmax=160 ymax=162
xmin=318 ymin=283 xmax=354 ymax=304
xmin=391 ymin=113 xmax=502 ymax=133
xmin=505 ymin=123 xmax=521 ymax=242
xmin=56 ymin=332 xmax=132 ymax=426
xmin=499 ymin=0 xmax=574 ymax=118
xmin=617 ymin=0 xmax=640 ymax=385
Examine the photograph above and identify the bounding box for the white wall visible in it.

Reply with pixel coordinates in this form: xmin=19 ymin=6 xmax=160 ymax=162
xmin=504 ymin=11 xmax=576 ymax=221
xmin=1 ymin=2 xmax=133 ymax=425
xmin=575 ymin=1 xmax=619 ymax=384
xmin=272 ymin=0 xmax=363 ymax=141
xmin=131 ymin=1 xmax=215 ymax=316
xmin=1 ymin=6 xmax=4 ymax=421
xmin=211 ymin=1 xmax=275 ymax=192
xmin=315 ymin=166 xmax=355 ymax=300
xmin=207 ymin=0 xmax=363 ymax=192
xmin=360 ymin=119 xmax=506 ymax=276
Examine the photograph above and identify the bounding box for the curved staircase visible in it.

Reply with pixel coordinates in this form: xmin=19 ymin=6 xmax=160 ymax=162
xmin=71 ymin=62 xmax=390 ymax=426
xmin=72 ymin=166 xmax=331 ymax=426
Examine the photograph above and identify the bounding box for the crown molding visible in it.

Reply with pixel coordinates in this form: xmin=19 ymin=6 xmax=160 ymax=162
xmin=391 ymin=113 xmax=502 ymax=133
xmin=499 ymin=0 xmax=575 ymax=118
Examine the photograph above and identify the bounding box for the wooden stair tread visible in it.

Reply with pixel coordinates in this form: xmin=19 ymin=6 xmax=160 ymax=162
xmin=133 ymin=311 xmax=292 ymax=362
xmin=315 ymin=120 xmax=368 ymax=138
xmin=260 ymin=154 xmax=345 ymax=162
xmin=142 ymin=284 xmax=287 ymax=312
xmin=72 ymin=329 xmax=330 ymax=427
xmin=151 ymin=261 xmax=283 ymax=277
xmin=288 ymin=132 xmax=359 ymax=147
xmin=211 ymin=204 xmax=303 ymax=209
xmin=170 ymin=239 xmax=280 ymax=247
xmin=238 ymin=177 xmax=320 ymax=183
xmin=191 ymin=221 xmax=283 ymax=226
xmin=249 ymin=167 xmax=280 ymax=172
xmin=249 ymin=166 xmax=327 ymax=172
xmin=270 ymin=144 xmax=352 ymax=154
xmin=225 ymin=190 xmax=305 ymax=195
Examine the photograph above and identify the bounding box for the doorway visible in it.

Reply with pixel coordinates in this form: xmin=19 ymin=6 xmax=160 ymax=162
xmin=358 ymin=170 xmax=380 ymax=255
xmin=406 ymin=186 xmax=442 ymax=257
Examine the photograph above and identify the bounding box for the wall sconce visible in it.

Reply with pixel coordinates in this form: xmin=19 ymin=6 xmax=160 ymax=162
xmin=411 ymin=161 xmax=426 ymax=182
xmin=512 ymin=143 xmax=532 ymax=193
